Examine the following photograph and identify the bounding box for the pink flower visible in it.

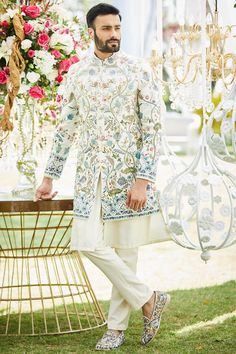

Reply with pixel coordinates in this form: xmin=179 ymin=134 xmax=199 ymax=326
xmin=56 ymin=94 xmax=62 ymax=103
xmin=21 ymin=5 xmax=27 ymax=12
xmin=50 ymin=110 xmax=57 ymax=119
xmin=58 ymin=59 xmax=71 ymax=75
xmin=72 ymin=37 xmax=77 ymax=50
xmin=37 ymin=32 xmax=50 ymax=48
xmin=29 ymin=86 xmax=45 ymax=99
xmin=44 ymin=20 xmax=52 ymax=28
xmin=3 ymin=67 xmax=10 ymax=75
xmin=69 ymin=55 xmax=80 ymax=64
xmin=51 ymin=50 xmax=62 ymax=59
xmin=0 ymin=70 xmax=8 ymax=84
xmin=55 ymin=74 xmax=63 ymax=83
xmin=22 ymin=5 xmax=41 ymax=19
xmin=0 ymin=20 xmax=9 ymax=28
xmin=24 ymin=22 xmax=34 ymax=35
xmin=27 ymin=49 xmax=35 ymax=58
xmin=59 ymin=28 xmax=69 ymax=35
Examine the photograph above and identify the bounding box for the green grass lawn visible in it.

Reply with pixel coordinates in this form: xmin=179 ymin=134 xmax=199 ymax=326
xmin=0 ymin=281 xmax=235 ymax=354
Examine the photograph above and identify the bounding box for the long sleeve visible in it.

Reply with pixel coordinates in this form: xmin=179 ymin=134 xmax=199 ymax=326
xmin=136 ymin=63 xmax=162 ymax=183
xmin=44 ymin=66 xmax=80 ymax=180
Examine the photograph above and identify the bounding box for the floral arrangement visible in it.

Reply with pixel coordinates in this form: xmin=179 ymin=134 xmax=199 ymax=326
xmin=0 ymin=0 xmax=90 ymax=131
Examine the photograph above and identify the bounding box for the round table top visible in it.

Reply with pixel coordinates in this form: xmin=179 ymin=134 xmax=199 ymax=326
xmin=0 ymin=199 xmax=73 ymax=212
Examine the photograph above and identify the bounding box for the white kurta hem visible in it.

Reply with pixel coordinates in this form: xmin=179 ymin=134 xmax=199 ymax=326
xmin=70 ymin=175 xmax=171 ymax=252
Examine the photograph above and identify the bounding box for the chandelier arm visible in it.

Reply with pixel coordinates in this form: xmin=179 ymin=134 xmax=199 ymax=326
xmin=172 ymin=54 xmax=200 ymax=84
xmin=152 ymin=61 xmax=199 ymax=87
xmin=221 ymin=54 xmax=236 ymax=87
xmin=151 ymin=66 xmax=177 ymax=88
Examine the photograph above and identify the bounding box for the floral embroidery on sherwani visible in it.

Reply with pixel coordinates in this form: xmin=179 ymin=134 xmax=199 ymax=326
xmin=44 ymin=51 xmax=162 ymax=220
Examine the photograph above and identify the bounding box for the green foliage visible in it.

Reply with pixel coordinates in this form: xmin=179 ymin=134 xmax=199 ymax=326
xmin=0 ymin=281 xmax=235 ymax=353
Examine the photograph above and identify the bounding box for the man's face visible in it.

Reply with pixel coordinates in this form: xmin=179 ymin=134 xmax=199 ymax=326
xmin=89 ymin=14 xmax=121 ymax=53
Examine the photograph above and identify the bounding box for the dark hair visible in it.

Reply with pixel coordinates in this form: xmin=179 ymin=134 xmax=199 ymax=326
xmin=86 ymin=3 xmax=121 ymax=28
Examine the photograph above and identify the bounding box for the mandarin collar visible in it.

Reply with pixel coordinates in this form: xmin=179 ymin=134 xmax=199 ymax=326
xmin=91 ymin=50 xmax=122 ymax=65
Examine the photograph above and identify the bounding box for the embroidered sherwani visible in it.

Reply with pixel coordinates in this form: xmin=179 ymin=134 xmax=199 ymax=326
xmin=44 ymin=50 xmax=162 ymax=222
xmin=43 ymin=50 xmax=171 ymax=334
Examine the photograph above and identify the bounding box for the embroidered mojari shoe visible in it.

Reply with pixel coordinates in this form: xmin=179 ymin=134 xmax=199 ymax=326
xmin=95 ymin=330 xmax=125 ymax=351
xmin=141 ymin=291 xmax=170 ymax=345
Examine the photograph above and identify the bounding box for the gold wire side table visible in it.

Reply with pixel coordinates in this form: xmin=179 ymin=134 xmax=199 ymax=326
xmin=0 ymin=199 xmax=106 ymax=336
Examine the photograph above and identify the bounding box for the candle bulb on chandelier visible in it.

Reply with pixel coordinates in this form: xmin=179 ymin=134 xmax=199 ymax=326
xmin=170 ymin=37 xmax=177 ymax=55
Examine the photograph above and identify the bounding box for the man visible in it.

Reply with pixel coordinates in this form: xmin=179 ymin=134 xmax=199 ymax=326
xmin=35 ymin=3 xmax=170 ymax=351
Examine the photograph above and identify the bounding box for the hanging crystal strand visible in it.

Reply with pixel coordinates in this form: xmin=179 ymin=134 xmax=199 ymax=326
xmin=12 ymin=97 xmax=38 ymax=199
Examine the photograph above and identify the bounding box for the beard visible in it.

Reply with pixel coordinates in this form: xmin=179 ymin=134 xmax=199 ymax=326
xmin=94 ymin=31 xmax=120 ymax=53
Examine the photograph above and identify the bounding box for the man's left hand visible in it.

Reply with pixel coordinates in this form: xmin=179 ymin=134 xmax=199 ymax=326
xmin=126 ymin=178 xmax=149 ymax=211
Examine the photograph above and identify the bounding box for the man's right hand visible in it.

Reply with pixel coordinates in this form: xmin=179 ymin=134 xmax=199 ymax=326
xmin=34 ymin=177 xmax=58 ymax=202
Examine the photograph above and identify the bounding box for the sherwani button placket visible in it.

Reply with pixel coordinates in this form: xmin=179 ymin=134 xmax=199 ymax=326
xmin=97 ymin=61 xmax=107 ymax=173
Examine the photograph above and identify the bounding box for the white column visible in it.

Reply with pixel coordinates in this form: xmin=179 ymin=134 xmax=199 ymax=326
xmin=112 ymin=0 xmax=145 ymax=57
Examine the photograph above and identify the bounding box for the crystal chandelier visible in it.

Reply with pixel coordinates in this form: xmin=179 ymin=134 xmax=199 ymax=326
xmin=152 ymin=0 xmax=236 ymax=261
xmin=153 ymin=0 xmax=236 ymax=111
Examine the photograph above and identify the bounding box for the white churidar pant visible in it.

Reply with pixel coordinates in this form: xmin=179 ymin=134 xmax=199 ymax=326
xmin=70 ymin=175 xmax=169 ymax=329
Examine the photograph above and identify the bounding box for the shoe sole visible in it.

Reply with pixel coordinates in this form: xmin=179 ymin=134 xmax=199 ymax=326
xmin=141 ymin=293 xmax=171 ymax=346
xmin=95 ymin=338 xmax=125 ymax=351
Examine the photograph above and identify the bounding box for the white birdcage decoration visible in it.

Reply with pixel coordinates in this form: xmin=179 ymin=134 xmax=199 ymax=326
xmin=160 ymin=125 xmax=236 ymax=262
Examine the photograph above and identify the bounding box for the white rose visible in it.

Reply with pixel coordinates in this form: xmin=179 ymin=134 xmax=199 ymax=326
xmin=18 ymin=84 xmax=30 ymax=95
xmin=0 ymin=36 xmax=15 ymax=61
xmin=33 ymin=50 xmax=56 ymax=75
xmin=50 ymin=33 xmax=74 ymax=54
xmin=28 ymin=20 xmax=44 ymax=32
xmin=20 ymin=72 xmax=26 ymax=79
xmin=50 ymin=5 xmax=72 ymax=20
xmin=0 ymin=13 xmax=10 ymax=22
xmin=26 ymin=72 xmax=40 ymax=84
xmin=21 ymin=39 xmax=32 ymax=50
xmin=47 ymin=69 xmax=58 ymax=82
xmin=7 ymin=9 xmax=18 ymax=18
xmin=57 ymin=84 xmax=65 ymax=95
